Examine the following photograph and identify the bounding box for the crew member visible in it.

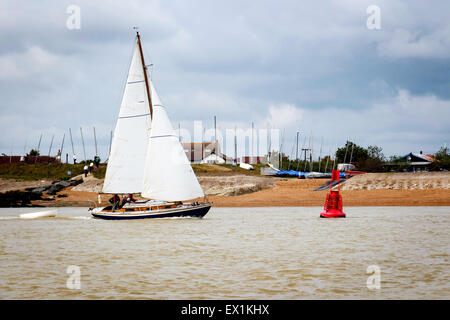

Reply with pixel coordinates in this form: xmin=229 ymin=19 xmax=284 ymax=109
xmin=127 ymin=193 xmax=137 ymax=202
xmin=109 ymin=194 xmax=120 ymax=210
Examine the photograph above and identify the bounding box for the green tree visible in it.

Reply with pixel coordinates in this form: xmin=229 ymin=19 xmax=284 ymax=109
xmin=28 ymin=149 xmax=40 ymax=156
xmin=433 ymin=146 xmax=450 ymax=170
xmin=335 ymin=141 xmax=368 ymax=164
xmin=360 ymin=145 xmax=385 ymax=172
xmin=367 ymin=145 xmax=384 ymax=161
xmin=335 ymin=142 xmax=386 ymax=172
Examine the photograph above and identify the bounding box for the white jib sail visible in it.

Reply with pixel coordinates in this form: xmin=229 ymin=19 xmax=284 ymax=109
xmin=141 ymin=81 xmax=204 ymax=201
xmin=102 ymin=39 xmax=151 ymax=194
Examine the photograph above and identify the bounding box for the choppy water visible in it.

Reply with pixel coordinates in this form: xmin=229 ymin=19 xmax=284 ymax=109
xmin=0 ymin=207 xmax=449 ymax=299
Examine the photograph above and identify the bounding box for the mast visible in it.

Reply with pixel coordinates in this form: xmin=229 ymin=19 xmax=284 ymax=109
xmin=251 ymin=122 xmax=254 ymax=162
xmin=93 ymin=126 xmax=98 ymax=156
xmin=256 ymin=123 xmax=259 ymax=162
xmin=214 ymin=115 xmax=217 ymax=163
xmin=35 ymin=133 xmax=42 ymax=164
xmin=214 ymin=115 xmax=217 ymax=152
xmin=48 ymin=134 xmax=54 ymax=157
xmin=234 ymin=126 xmax=237 ymax=165
xmin=23 ymin=137 xmax=28 ymax=156
xmin=69 ymin=128 xmax=74 ymax=155
xmin=349 ymin=141 xmax=355 ymax=164
xmin=80 ymin=127 xmax=86 ymax=162
xmin=136 ymin=32 xmax=153 ymax=120
xmin=318 ymin=136 xmax=323 ymax=172
xmin=60 ymin=133 xmax=65 ymax=158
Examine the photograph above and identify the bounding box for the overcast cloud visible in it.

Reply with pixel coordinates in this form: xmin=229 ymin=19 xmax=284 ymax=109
xmin=0 ymin=0 xmax=449 ymax=160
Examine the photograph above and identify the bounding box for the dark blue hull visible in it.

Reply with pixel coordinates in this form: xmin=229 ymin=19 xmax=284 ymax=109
xmin=91 ymin=204 xmax=211 ymax=220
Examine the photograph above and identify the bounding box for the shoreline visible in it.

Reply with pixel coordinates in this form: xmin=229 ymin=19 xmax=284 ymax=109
xmin=1 ymin=172 xmax=449 ymax=208
xmin=31 ymin=179 xmax=450 ymax=208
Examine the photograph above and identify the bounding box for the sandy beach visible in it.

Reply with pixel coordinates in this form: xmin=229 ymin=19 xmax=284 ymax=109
xmin=2 ymin=171 xmax=448 ymax=207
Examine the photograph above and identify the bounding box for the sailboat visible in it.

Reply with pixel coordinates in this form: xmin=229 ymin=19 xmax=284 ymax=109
xmin=90 ymin=32 xmax=211 ymax=220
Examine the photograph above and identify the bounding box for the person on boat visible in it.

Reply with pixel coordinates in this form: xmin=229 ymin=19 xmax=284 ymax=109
xmin=89 ymin=162 xmax=94 ymax=173
xmin=121 ymin=196 xmax=128 ymax=208
xmin=121 ymin=194 xmax=136 ymax=207
xmin=109 ymin=194 xmax=120 ymax=210
xmin=83 ymin=164 xmax=88 ymax=177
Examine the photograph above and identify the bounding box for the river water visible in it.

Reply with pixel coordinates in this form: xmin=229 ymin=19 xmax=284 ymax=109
xmin=0 ymin=207 xmax=448 ymax=299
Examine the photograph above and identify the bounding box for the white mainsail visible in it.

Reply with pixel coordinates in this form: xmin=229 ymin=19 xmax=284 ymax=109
xmin=141 ymin=81 xmax=205 ymax=201
xmin=102 ymin=39 xmax=152 ymax=194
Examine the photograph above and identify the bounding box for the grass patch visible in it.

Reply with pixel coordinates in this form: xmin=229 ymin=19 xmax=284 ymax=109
xmin=92 ymin=165 xmax=107 ymax=179
xmin=192 ymin=163 xmax=266 ymax=176
xmin=0 ymin=163 xmax=85 ymax=181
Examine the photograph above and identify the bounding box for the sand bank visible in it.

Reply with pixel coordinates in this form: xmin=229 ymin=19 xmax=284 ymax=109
xmin=2 ymin=172 xmax=450 ymax=207
xmin=340 ymin=172 xmax=450 ymax=191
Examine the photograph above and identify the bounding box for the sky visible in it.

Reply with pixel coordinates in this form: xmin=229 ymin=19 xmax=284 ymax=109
xmin=0 ymin=0 xmax=449 ymax=161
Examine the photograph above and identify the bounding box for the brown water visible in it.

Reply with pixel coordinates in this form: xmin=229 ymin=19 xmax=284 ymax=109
xmin=0 ymin=207 xmax=449 ymax=299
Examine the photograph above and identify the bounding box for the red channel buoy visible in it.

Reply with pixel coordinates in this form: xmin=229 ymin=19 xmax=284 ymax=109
xmin=320 ymin=169 xmax=346 ymax=218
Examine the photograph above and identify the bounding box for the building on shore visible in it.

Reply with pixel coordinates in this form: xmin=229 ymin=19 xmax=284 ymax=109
xmin=200 ymin=153 xmax=235 ymax=164
xmin=183 ymin=142 xmax=235 ymax=164
xmin=402 ymin=152 xmax=435 ymax=171
xmin=241 ymin=156 xmax=267 ymax=165
xmin=183 ymin=142 xmax=217 ymax=164
xmin=384 ymin=151 xmax=435 ymax=172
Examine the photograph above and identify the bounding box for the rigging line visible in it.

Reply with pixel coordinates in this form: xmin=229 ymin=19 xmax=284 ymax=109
xmin=127 ymin=80 xmax=145 ymax=84
xmin=150 ymin=134 xmax=177 ymax=139
xmin=118 ymin=113 xmax=151 ymax=119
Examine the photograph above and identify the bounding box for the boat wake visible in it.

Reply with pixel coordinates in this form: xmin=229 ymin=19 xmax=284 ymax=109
xmin=47 ymin=215 xmax=92 ymax=221
xmin=0 ymin=216 xmax=19 ymax=220
xmin=71 ymin=216 xmax=93 ymax=220
xmin=0 ymin=215 xmax=92 ymax=221
xmin=19 ymin=210 xmax=57 ymax=219
xmin=165 ymin=216 xmax=203 ymax=220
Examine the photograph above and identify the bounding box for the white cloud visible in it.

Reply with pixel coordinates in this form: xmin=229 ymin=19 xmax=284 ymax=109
xmin=265 ymin=104 xmax=304 ymax=128
xmin=0 ymin=46 xmax=62 ymax=80
xmin=377 ymin=27 xmax=450 ymax=58
xmin=261 ymin=90 xmax=450 ymax=156
xmin=0 ymin=0 xmax=449 ymax=160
